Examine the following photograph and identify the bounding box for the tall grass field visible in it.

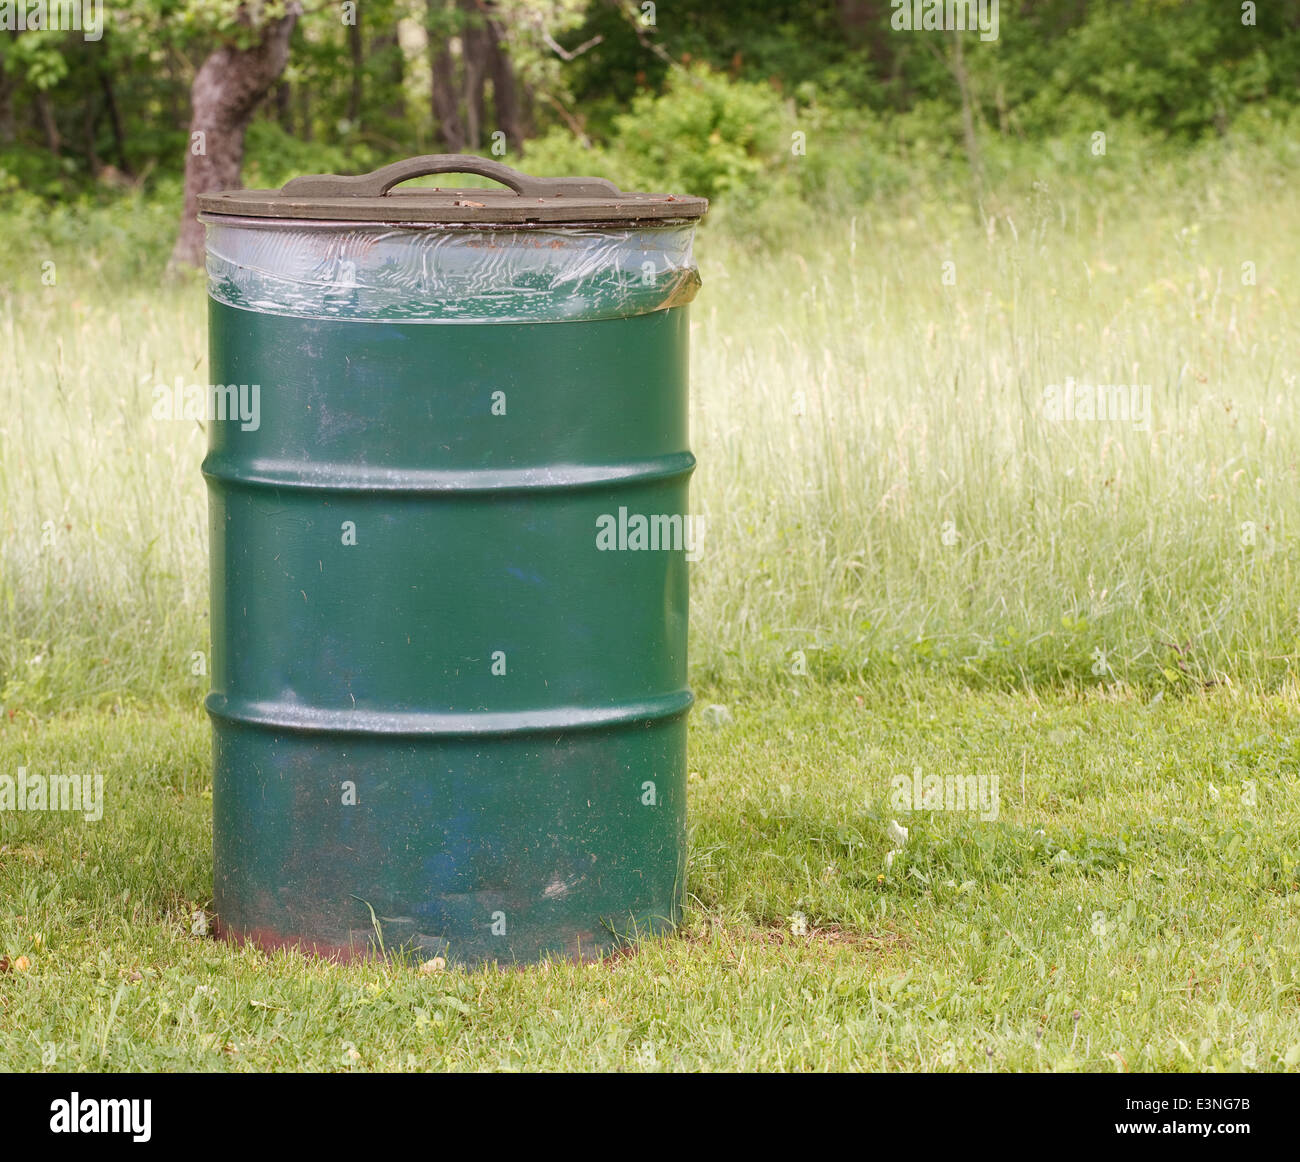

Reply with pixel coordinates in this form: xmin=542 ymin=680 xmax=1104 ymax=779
xmin=2 ymin=132 xmax=1299 ymax=1071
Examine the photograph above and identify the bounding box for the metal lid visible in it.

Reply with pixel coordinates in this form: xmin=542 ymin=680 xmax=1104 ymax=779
xmin=197 ymin=153 xmax=708 ymax=226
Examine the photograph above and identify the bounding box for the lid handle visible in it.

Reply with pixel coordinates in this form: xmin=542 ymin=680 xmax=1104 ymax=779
xmin=279 ymin=154 xmax=621 ymax=200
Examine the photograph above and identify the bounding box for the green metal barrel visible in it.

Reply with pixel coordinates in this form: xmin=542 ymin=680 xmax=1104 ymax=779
xmin=198 ymin=156 xmax=707 ymax=964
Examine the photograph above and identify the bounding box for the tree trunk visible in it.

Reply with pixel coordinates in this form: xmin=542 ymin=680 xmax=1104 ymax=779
xmin=170 ymin=6 xmax=300 ymax=268
xmin=275 ymin=80 xmax=293 ymax=133
xmin=459 ymin=0 xmax=487 ymax=151
xmin=837 ymin=1 xmax=893 ymax=68
xmin=83 ymin=95 xmax=101 ymax=173
xmin=35 ymin=90 xmax=60 ymax=155
xmin=165 ymin=50 xmax=184 ymax=128
xmin=518 ymin=77 xmax=535 ymax=141
xmin=948 ymin=32 xmax=986 ymax=222
xmin=372 ymin=24 xmax=407 ymax=123
xmin=347 ymin=6 xmax=363 ymax=127
xmin=485 ymin=4 xmax=524 ymax=150
xmin=0 ymin=54 xmax=14 ymax=146
xmin=297 ymin=82 xmax=313 ymax=141
xmin=429 ymin=0 xmax=464 ymax=151
xmin=99 ymin=70 xmax=131 ymax=174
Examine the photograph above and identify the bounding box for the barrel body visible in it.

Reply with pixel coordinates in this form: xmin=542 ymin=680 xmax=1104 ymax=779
xmin=203 ymin=220 xmax=699 ymax=964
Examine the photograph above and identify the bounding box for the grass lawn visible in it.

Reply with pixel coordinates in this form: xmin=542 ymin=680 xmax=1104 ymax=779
xmin=3 ymin=682 xmax=1298 ymax=1072
xmin=4 ymin=133 xmax=1300 ymax=1074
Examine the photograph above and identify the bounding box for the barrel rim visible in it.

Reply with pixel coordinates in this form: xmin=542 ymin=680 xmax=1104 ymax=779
xmin=205 ymin=690 xmax=695 ymax=738
xmin=198 ymin=212 xmax=705 ymax=232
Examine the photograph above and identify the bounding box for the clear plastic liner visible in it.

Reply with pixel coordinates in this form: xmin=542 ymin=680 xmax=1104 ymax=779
xmin=203 ymin=219 xmax=702 ymax=323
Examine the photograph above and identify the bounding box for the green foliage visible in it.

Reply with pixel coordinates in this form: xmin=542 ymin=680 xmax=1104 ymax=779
xmin=241 ymin=122 xmax=374 ymax=191
xmin=0 ymin=143 xmax=80 ymax=199
xmin=4 ymin=0 xmax=1300 ymax=215
xmin=986 ymin=0 xmax=1297 ymax=140
xmin=526 ymin=63 xmax=795 ymax=211
xmin=3 ymin=29 xmax=71 ymax=90
xmin=610 ymin=64 xmax=790 ymax=202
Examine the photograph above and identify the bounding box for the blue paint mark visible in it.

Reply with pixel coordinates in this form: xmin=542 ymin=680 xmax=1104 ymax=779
xmin=506 ymin=565 xmax=546 ymax=585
